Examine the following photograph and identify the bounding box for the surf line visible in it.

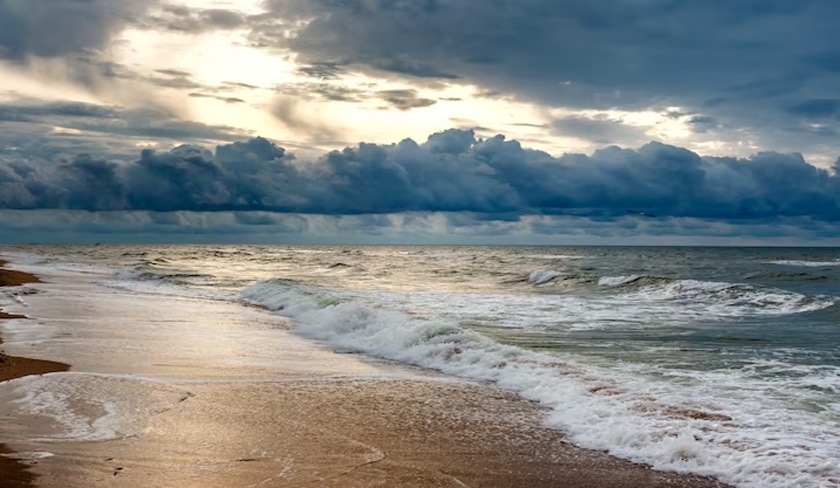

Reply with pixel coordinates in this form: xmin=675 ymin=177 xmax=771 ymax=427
xmin=0 ymin=259 xmax=70 ymax=487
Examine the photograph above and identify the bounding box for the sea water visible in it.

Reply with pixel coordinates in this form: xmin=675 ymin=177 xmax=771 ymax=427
xmin=2 ymin=245 xmax=839 ymax=487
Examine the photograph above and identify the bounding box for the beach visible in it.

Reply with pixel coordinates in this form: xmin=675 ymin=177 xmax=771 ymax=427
xmin=0 ymin=260 xmax=69 ymax=486
xmin=0 ymin=252 xmax=733 ymax=487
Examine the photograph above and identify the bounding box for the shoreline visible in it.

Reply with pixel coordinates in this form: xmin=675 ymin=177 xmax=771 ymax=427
xmin=1 ymin=259 xmax=70 ymax=487
xmin=0 ymin=255 xmax=731 ymax=488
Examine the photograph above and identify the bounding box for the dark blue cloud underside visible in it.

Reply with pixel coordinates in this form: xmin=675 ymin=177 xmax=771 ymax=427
xmin=2 ymin=129 xmax=839 ymax=221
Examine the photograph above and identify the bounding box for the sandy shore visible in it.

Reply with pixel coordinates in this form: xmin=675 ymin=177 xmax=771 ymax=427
xmin=6 ymin=378 xmax=730 ymax=488
xmin=1 ymin=260 xmax=69 ymax=487
xmin=0 ymin=257 xmax=730 ymax=488
xmin=1 ymin=259 xmax=70 ymax=382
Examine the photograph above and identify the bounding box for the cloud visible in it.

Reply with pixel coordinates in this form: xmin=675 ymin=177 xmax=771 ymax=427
xmin=139 ymin=5 xmax=245 ymax=33
xmin=0 ymin=3 xmax=250 ymax=101
xmin=297 ymin=62 xmax=345 ymax=80
xmin=786 ymin=99 xmax=840 ymax=119
xmin=188 ymin=93 xmax=246 ymax=104
xmin=0 ymin=0 xmax=151 ymax=61
xmin=2 ymin=129 xmax=840 ymax=228
xmin=2 ymin=209 xmax=840 ymax=245
xmin=0 ymin=101 xmax=119 ymax=123
xmin=687 ymin=116 xmax=719 ymax=134
xmin=550 ymin=116 xmax=648 ymax=145
xmin=274 ymin=82 xmax=369 ymax=103
xmin=270 ymin=97 xmax=343 ymax=142
xmin=249 ymin=0 xmax=840 ymax=155
xmin=376 ymin=89 xmax=436 ymax=110
xmin=0 ymin=99 xmax=252 ymax=170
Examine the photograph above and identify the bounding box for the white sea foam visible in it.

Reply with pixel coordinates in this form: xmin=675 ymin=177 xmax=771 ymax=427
xmin=241 ymin=279 xmax=840 ymax=488
xmin=416 ymin=278 xmax=830 ymax=332
xmin=768 ymin=260 xmax=840 ymax=267
xmin=1 ymin=284 xmax=37 ymax=309
xmin=598 ymin=275 xmax=643 ymax=287
xmin=624 ymin=279 xmax=834 ymax=317
xmin=93 ymin=270 xmax=236 ymax=302
xmin=426 ymin=251 xmax=473 ymax=259
xmin=0 ymin=373 xmax=191 ymax=442
xmin=527 ymin=269 xmax=562 ymax=285
xmin=2 ymin=451 xmax=55 ymax=461
xmin=525 ymin=254 xmax=584 ymax=260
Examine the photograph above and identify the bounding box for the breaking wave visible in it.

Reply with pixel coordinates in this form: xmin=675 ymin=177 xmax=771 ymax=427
xmin=596 ymin=275 xmax=833 ymax=317
xmin=627 ymin=279 xmax=833 ymax=316
xmin=527 ymin=269 xmax=563 ymax=285
xmin=240 ymin=278 xmax=840 ymax=488
xmin=768 ymin=260 xmax=840 ymax=267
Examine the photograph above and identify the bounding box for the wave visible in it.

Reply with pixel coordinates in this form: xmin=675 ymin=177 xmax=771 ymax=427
xmin=598 ymin=274 xmax=644 ymax=287
xmin=525 ymin=254 xmax=584 ymax=260
xmin=527 ymin=269 xmax=562 ymax=285
xmin=596 ymin=275 xmax=833 ymax=317
xmin=94 ymin=269 xmax=235 ymax=302
xmin=240 ymin=279 xmax=840 ymax=488
xmin=116 ymin=270 xmax=215 ymax=285
xmin=598 ymin=274 xmax=676 ymax=288
xmin=741 ymin=271 xmax=829 ymax=282
xmin=649 ymin=279 xmax=827 ymax=308
xmin=768 ymin=260 xmax=840 ymax=267
xmin=630 ymin=279 xmax=832 ymax=317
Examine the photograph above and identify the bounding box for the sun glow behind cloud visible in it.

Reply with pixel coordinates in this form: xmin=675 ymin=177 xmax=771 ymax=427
xmin=108 ymin=21 xmax=575 ymax=154
xmin=1 ymin=0 xmax=791 ymax=163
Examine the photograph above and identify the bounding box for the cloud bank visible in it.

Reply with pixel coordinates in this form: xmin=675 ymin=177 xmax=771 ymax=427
xmin=2 ymin=129 xmax=839 ymax=224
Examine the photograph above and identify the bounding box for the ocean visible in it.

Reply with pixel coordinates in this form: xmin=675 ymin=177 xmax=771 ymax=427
xmin=2 ymin=245 xmax=839 ymax=487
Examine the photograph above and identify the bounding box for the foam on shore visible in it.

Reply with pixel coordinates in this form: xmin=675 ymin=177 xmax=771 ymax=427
xmin=241 ymin=278 xmax=840 ymax=488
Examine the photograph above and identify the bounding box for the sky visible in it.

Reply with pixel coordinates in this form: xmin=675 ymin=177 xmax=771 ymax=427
xmin=1 ymin=0 xmax=840 ymax=245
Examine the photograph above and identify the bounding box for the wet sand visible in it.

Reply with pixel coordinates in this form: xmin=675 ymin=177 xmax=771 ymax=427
xmin=0 ymin=260 xmax=42 ymax=287
xmin=1 ymin=260 xmax=69 ymax=487
xmin=0 ymin=258 xmax=730 ymax=488
xmin=1 ymin=259 xmax=69 ymax=384
xmin=10 ymin=379 xmax=730 ymax=488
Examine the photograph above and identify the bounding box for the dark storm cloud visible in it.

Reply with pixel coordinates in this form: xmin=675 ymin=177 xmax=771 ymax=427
xmin=72 ymin=61 xmax=256 ymax=95
xmin=249 ymin=0 xmax=840 ymax=152
xmin=0 ymin=99 xmax=250 ymax=166
xmin=0 ymin=1 xmax=250 ymax=100
xmin=297 ymin=63 xmax=345 ymax=80
xmin=188 ymin=93 xmax=246 ymax=104
xmin=687 ymin=116 xmax=719 ymax=133
xmin=786 ymin=99 xmax=840 ymax=119
xmin=5 ymin=210 xmax=839 ymax=245
xmin=376 ymin=89 xmax=436 ymax=110
xmin=550 ymin=116 xmax=648 ymax=145
xmin=59 ymin=154 xmax=126 ymax=210
xmin=144 ymin=5 xmax=245 ymax=33
xmin=3 ymin=129 xmax=840 ymax=226
xmin=0 ymin=101 xmax=119 ymax=122
xmin=200 ymin=9 xmax=245 ymax=29
xmin=0 ymin=0 xmax=151 ymax=61
xmin=369 ymin=58 xmax=459 ymax=81
xmin=143 ymin=69 xmax=205 ymax=90
xmin=253 ymin=0 xmax=816 ymax=100
xmin=221 ymin=81 xmax=261 ymax=90
xmin=274 ymin=83 xmax=440 ymax=109
xmin=274 ymin=82 xmax=369 ymax=103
